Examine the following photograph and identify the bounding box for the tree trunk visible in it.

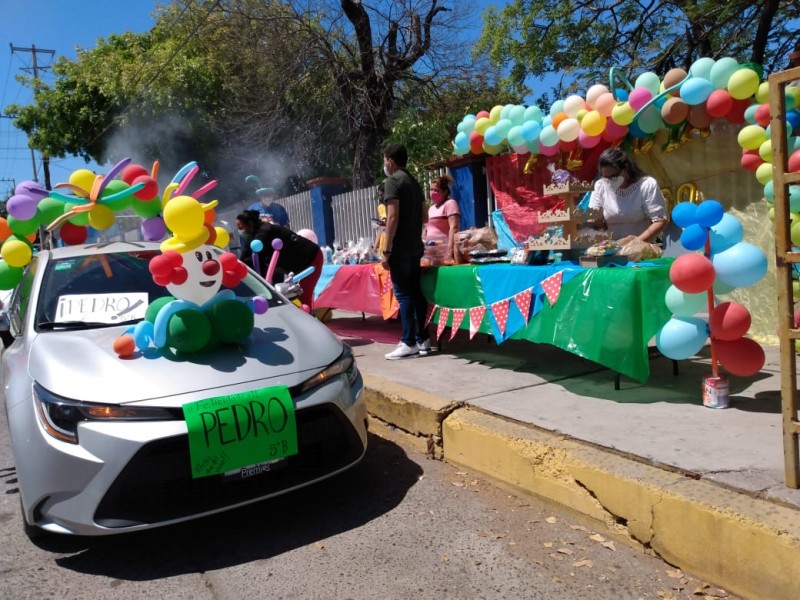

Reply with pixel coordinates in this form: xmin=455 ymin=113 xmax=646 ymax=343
xmin=351 ymin=127 xmax=382 ymax=189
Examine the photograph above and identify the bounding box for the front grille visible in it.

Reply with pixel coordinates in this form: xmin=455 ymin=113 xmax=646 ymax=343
xmin=94 ymin=404 xmax=364 ymax=526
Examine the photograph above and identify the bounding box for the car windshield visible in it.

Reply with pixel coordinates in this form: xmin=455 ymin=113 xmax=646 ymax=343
xmin=34 ymin=249 xmax=283 ymax=331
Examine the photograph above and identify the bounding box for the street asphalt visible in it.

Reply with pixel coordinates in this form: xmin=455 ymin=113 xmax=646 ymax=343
xmin=326 ymin=310 xmax=800 ymax=600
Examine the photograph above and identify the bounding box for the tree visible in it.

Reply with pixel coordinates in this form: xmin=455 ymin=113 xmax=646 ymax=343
xmin=475 ymin=0 xmax=800 ymax=95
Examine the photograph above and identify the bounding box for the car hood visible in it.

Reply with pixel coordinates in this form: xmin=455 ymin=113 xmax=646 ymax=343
xmin=28 ymin=306 xmax=344 ymax=404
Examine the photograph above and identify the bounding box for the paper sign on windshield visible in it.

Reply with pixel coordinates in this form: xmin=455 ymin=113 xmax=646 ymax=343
xmin=56 ymin=293 xmax=149 ymax=323
xmin=183 ymin=386 xmax=298 ymax=479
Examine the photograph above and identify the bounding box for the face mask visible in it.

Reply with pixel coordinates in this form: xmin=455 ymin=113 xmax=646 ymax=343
xmin=607 ymin=175 xmax=624 ymax=190
xmin=383 ymin=165 xmax=392 ymax=177
xmin=261 ymin=196 xmax=274 ymax=207
xmin=430 ymin=190 xmax=445 ymax=203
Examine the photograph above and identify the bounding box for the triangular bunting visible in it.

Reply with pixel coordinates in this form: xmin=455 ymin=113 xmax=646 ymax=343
xmin=542 ymin=271 xmax=564 ymax=306
xmin=450 ymin=309 xmax=466 ymax=341
xmin=514 ymin=288 xmax=533 ymax=324
xmin=469 ymin=306 xmax=486 ymax=340
xmin=436 ymin=307 xmax=450 ymax=340
xmin=425 ymin=303 xmax=437 ymax=327
xmin=490 ymin=298 xmax=511 ymax=335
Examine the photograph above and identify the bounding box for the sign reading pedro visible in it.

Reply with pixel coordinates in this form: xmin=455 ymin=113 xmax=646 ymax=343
xmin=183 ymin=386 xmax=297 ymax=479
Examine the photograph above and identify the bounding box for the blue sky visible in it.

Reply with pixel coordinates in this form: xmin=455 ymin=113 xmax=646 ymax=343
xmin=0 ymin=0 xmax=521 ymax=199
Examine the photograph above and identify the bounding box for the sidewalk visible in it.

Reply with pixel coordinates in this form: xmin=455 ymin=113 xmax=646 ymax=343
xmin=327 ymin=310 xmax=800 ymax=600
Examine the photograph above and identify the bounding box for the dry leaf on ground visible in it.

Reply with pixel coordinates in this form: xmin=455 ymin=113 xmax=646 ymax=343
xmin=589 ymin=533 xmax=606 ymax=543
xmin=572 ymin=559 xmax=593 ymax=568
xmin=601 ymin=541 xmax=616 ymax=551
xmin=556 ymin=547 xmax=574 ymax=555
xmin=313 ymin=542 xmax=325 ymax=550
xmin=545 ymin=516 xmax=558 ymax=524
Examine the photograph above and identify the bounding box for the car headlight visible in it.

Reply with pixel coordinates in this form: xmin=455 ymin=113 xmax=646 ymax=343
xmin=298 ymin=345 xmax=359 ymax=395
xmin=33 ymin=383 xmax=177 ymax=444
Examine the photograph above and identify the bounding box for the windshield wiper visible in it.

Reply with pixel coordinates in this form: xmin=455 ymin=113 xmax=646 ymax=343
xmin=38 ymin=320 xmax=121 ymax=331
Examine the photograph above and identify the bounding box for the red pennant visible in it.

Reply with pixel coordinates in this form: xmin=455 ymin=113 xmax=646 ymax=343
xmin=542 ymin=271 xmax=564 ymax=306
xmin=469 ymin=306 xmax=486 ymax=339
xmin=450 ymin=309 xmax=466 ymax=340
xmin=514 ymin=288 xmax=533 ymax=324
xmin=425 ymin=304 xmax=437 ymax=327
xmin=436 ymin=307 xmax=450 ymax=340
xmin=490 ymin=298 xmax=511 ymax=335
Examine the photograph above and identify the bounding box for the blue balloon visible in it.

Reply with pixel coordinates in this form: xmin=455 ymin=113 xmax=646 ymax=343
xmin=671 ymin=202 xmax=698 ymax=228
xmin=656 ymin=316 xmax=709 ymax=360
xmin=709 ymin=213 xmax=744 ymax=254
xmin=484 ymin=125 xmax=501 ymax=146
xmin=250 ymin=239 xmax=264 ymax=252
xmin=695 ymin=200 xmax=724 ymax=228
xmin=664 ymin=285 xmax=708 ymax=317
xmin=520 ymin=120 xmax=542 ymax=142
xmin=711 ymin=242 xmax=768 ymax=288
xmin=681 ymin=223 xmax=707 ymax=251
xmin=627 ymin=120 xmax=647 ymax=139
xmin=680 ymin=78 xmax=713 ymax=106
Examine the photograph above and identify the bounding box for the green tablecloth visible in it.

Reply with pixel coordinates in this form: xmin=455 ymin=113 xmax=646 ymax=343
xmin=421 ymin=260 xmax=673 ymax=383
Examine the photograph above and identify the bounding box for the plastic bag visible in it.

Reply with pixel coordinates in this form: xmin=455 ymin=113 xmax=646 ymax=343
xmin=617 ymin=235 xmax=663 ymax=262
xmin=454 ymin=227 xmax=498 ymax=264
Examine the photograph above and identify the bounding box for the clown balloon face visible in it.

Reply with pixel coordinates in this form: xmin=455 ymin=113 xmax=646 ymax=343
xmin=167 ymin=245 xmax=224 ymax=305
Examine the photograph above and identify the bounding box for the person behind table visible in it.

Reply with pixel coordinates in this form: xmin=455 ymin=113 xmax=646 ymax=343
xmin=381 ymin=142 xmax=430 ymax=360
xmin=236 ymin=210 xmax=322 ymax=310
xmin=372 ymin=182 xmax=388 ymax=256
xmin=588 ymin=147 xmax=667 ymax=242
xmin=424 ymin=174 xmax=460 ymax=263
xmin=246 ymin=186 xmax=290 ymax=228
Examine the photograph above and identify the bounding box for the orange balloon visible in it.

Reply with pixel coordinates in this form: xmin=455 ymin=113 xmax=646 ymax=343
xmin=113 ymin=335 xmax=137 ymax=358
xmin=551 ymin=112 xmax=569 ymax=129
xmin=0 ymin=217 xmax=11 ymax=243
xmin=204 ymin=208 xmax=216 ymax=225
xmin=25 ymin=232 xmax=37 ymax=243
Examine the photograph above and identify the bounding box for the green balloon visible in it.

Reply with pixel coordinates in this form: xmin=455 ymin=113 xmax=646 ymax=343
xmin=37 ymin=197 xmax=67 ymax=228
xmin=145 ymin=296 xmax=175 ymax=323
xmin=7 ymin=214 xmax=40 ymax=237
xmin=101 ymin=180 xmax=134 ymax=212
xmin=131 ymin=199 xmax=162 ymax=218
xmin=64 ymin=204 xmax=90 ymax=226
xmin=207 ymin=299 xmax=254 ymax=344
xmin=0 ymin=262 xmax=23 ymax=290
xmin=167 ymin=308 xmax=211 ymax=353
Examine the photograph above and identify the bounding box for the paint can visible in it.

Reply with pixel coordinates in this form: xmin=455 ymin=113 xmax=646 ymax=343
xmin=702 ymin=374 xmax=730 ymax=409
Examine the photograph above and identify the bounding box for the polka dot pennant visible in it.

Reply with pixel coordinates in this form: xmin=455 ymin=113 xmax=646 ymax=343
xmin=469 ymin=306 xmax=486 ymax=339
xmin=425 ymin=303 xmax=437 ymax=327
xmin=436 ymin=307 xmax=450 ymax=340
xmin=514 ymin=288 xmax=533 ymax=324
xmin=450 ymin=308 xmax=466 ymax=340
xmin=542 ymin=271 xmax=564 ymax=306
xmin=490 ymin=298 xmax=511 ymax=335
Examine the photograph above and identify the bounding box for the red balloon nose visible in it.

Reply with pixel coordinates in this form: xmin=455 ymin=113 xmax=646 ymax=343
xmin=202 ymin=260 xmax=220 ymax=276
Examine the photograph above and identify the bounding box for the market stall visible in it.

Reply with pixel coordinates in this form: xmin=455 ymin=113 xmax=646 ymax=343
xmin=314 ymin=259 xmax=673 ymax=382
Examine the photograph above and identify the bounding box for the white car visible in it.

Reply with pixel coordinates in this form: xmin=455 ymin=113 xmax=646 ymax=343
xmin=0 ymin=242 xmax=367 ymax=536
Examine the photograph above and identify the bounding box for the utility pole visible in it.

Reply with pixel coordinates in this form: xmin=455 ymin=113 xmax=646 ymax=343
xmin=9 ymin=43 xmax=55 ymax=189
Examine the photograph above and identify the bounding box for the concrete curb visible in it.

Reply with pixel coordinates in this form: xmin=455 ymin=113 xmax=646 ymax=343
xmin=363 ymin=377 xmax=800 ymax=600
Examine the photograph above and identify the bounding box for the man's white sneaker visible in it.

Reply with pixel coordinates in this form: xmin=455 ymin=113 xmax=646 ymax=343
xmin=385 ymin=342 xmax=419 ymax=360
xmin=417 ymin=340 xmax=432 ymax=355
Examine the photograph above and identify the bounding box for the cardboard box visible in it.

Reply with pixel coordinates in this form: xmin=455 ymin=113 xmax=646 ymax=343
xmin=579 ymin=254 xmax=629 ymax=268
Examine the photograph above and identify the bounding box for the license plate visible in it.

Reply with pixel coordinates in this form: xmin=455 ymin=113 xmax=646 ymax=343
xmin=224 ymin=458 xmax=285 ymax=480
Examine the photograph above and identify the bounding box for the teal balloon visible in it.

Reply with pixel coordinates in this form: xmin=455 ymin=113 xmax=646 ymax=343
xmin=689 ymin=57 xmax=715 ymax=81
xmin=709 ymin=213 xmax=744 ymax=254
xmin=549 ymin=100 xmax=565 ymax=116
xmin=712 ymin=242 xmax=767 ymax=288
xmin=671 ymin=201 xmax=698 ymax=227
xmin=656 ymin=317 xmax=709 ymax=360
xmin=665 ymin=285 xmax=708 ymax=316
xmin=744 ymin=104 xmax=759 ymax=125
xmin=484 ymin=125 xmax=501 ymax=146
xmin=637 ymin=105 xmax=663 ymax=134
xmin=695 ymin=200 xmax=724 ymax=228
xmin=764 ymin=180 xmax=774 ymax=203
xmin=520 ymin=120 xmax=541 ymax=142
xmin=495 ymin=118 xmax=513 ymax=139
xmin=524 ymin=105 xmax=543 ymax=122
xmin=509 ymin=105 xmax=526 ymax=125
xmin=713 ymin=278 xmax=737 ymax=296
xmin=539 ymin=125 xmax=559 ymax=147
xmin=709 ymin=56 xmax=739 ymax=89
xmin=790 ymin=185 xmax=800 ymax=213
xmin=507 ymin=125 xmax=524 ymax=147
xmin=681 ymin=223 xmax=707 ymax=250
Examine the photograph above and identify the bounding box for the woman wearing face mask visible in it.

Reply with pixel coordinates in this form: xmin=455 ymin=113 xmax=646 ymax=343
xmin=424 ymin=174 xmax=460 ymax=263
xmin=588 ymin=148 xmax=667 ymax=242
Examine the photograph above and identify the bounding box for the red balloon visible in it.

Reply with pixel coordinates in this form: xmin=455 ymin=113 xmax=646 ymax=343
xmin=726 ymin=98 xmax=750 ymax=125
xmin=754 ymin=103 xmax=771 ymax=128
xmin=714 ymin=337 xmax=765 ymax=377
xmin=476 ymin=110 xmax=490 ymax=119
xmin=706 ymin=90 xmax=733 ymax=118
xmin=121 ymin=164 xmax=149 ymax=185
xmin=741 ymin=149 xmax=764 ymax=172
xmin=469 ymin=132 xmax=484 ymax=155
xmin=789 ymin=149 xmax=800 ymax=173
xmin=709 ymin=301 xmax=751 ymax=341
xmin=132 ymin=175 xmax=159 ymax=201
xmin=558 ymin=139 xmax=577 ymax=152
xmin=670 ymin=253 xmax=716 ymax=294
xmin=59 ymin=222 xmax=88 ymax=245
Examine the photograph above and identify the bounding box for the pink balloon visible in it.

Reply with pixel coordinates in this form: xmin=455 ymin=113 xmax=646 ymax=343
xmin=595 ymin=93 xmax=616 ymax=117
xmin=670 ymin=253 xmax=716 ymax=294
xmin=538 ymin=141 xmax=559 ymax=156
xmin=578 ymin=130 xmax=601 ymax=148
xmin=603 ymin=120 xmax=628 ymax=141
xmin=709 ymin=301 xmax=751 ymax=341
xmin=628 ymin=87 xmax=653 ymax=111
xmin=296 ymin=228 xmax=318 ymax=244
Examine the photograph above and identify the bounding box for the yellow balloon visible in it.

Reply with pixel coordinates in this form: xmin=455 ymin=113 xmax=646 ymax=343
xmin=474 ymin=117 xmax=491 ymax=135
xmin=482 ymin=141 xmax=503 ymax=155
xmin=787 ymin=88 xmax=800 ymax=110
xmin=489 ymin=105 xmax=503 ymax=124
xmin=69 ymin=169 xmax=97 ymax=195
xmin=214 ymin=227 xmax=230 ymax=248
xmin=88 ymin=205 xmax=115 ymax=230
xmin=759 ymin=139 xmax=773 ymax=162
xmin=611 ymin=102 xmax=635 ymax=126
xmin=163 ymin=196 xmax=205 ymax=237
xmin=1 ymin=239 xmax=32 ymax=268
xmin=755 ymin=81 xmax=770 ymax=104
xmin=793 ymin=279 xmax=800 ymax=298
xmin=737 ymin=125 xmax=767 ymax=150
xmin=581 ymin=110 xmax=607 ymax=136
xmin=768 ymin=206 xmax=774 ymax=222
xmin=727 ymin=69 xmax=759 ymax=100
xmin=576 ymin=108 xmax=588 ymax=122
xmin=756 ymin=162 xmax=773 ymax=185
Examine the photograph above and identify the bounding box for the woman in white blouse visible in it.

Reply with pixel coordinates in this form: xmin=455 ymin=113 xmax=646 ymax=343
xmin=588 ymin=148 xmax=667 ymax=242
